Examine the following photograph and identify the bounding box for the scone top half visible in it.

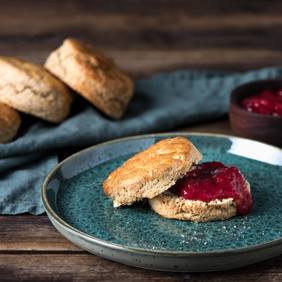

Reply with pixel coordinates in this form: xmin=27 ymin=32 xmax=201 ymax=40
xmin=103 ymin=137 xmax=202 ymax=207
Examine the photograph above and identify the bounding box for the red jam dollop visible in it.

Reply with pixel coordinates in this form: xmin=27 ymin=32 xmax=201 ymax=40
xmin=170 ymin=162 xmax=252 ymax=215
xmin=241 ymin=89 xmax=282 ymax=116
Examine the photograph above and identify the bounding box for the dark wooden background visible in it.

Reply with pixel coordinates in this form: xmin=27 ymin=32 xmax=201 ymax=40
xmin=0 ymin=0 xmax=282 ymax=281
xmin=2 ymin=0 xmax=282 ymax=76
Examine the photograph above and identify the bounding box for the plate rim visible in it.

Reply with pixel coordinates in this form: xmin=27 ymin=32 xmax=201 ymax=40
xmin=42 ymin=132 xmax=282 ymax=257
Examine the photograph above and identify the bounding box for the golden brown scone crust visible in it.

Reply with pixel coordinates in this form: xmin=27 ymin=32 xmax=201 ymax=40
xmin=0 ymin=103 xmax=21 ymax=143
xmin=0 ymin=57 xmax=72 ymax=123
xmin=45 ymin=38 xmax=134 ymax=119
xmin=103 ymin=137 xmax=202 ymax=207
xmin=149 ymin=181 xmax=250 ymax=222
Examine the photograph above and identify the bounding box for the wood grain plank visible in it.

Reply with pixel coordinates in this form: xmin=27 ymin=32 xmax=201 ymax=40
xmin=2 ymin=14 xmax=282 ymax=42
xmin=107 ymin=49 xmax=282 ymax=76
xmin=181 ymin=119 xmax=232 ymax=135
xmin=0 ymin=216 xmax=80 ymax=251
xmin=0 ymin=0 xmax=282 ymax=17
xmin=1 ymin=15 xmax=282 ymax=52
xmin=2 ymin=15 xmax=282 ymax=34
xmin=0 ymin=254 xmax=281 ymax=282
xmin=0 ymin=48 xmax=280 ymax=77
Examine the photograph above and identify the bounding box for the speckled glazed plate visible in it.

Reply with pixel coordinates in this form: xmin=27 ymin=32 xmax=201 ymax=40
xmin=42 ymin=133 xmax=282 ymax=272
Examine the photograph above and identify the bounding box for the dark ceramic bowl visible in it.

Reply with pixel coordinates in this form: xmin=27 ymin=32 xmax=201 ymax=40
xmin=230 ymin=79 xmax=282 ymax=147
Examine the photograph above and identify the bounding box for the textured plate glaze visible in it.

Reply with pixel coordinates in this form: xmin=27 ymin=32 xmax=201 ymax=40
xmin=42 ymin=133 xmax=282 ymax=272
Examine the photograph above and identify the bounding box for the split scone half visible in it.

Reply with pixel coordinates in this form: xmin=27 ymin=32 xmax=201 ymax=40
xmin=103 ymin=137 xmax=252 ymax=222
xmin=103 ymin=137 xmax=202 ymax=207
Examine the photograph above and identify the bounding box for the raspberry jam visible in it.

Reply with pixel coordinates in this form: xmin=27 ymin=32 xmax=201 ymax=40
xmin=241 ymin=89 xmax=282 ymax=116
xmin=170 ymin=162 xmax=252 ymax=215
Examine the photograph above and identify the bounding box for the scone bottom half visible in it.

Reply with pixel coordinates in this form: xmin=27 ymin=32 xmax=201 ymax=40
xmin=149 ymin=162 xmax=253 ymax=222
xmin=103 ymin=137 xmax=202 ymax=207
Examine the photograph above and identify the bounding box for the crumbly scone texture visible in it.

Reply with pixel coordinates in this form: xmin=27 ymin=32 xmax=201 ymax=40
xmin=0 ymin=57 xmax=72 ymax=123
xmin=45 ymin=38 xmax=134 ymax=119
xmin=103 ymin=137 xmax=202 ymax=207
xmin=0 ymin=102 xmax=21 ymax=143
xmin=149 ymin=191 xmax=237 ymax=222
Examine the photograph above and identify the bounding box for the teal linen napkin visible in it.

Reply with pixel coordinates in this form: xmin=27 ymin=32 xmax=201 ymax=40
xmin=1 ymin=67 xmax=282 ymax=214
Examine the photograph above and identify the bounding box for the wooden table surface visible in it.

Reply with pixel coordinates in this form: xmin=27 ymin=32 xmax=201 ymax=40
xmin=1 ymin=1 xmax=282 ymax=281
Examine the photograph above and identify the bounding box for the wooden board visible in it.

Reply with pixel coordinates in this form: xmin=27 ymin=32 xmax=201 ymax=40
xmin=0 ymin=254 xmax=281 ymax=281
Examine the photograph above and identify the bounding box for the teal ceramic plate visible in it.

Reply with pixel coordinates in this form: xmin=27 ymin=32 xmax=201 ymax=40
xmin=42 ymin=133 xmax=282 ymax=272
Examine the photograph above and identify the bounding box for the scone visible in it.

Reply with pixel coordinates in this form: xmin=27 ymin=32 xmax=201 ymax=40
xmin=0 ymin=103 xmax=21 ymax=143
xmin=103 ymin=137 xmax=253 ymax=222
xmin=45 ymin=38 xmax=134 ymax=119
xmin=103 ymin=137 xmax=202 ymax=207
xmin=149 ymin=162 xmax=252 ymax=222
xmin=0 ymin=57 xmax=72 ymax=123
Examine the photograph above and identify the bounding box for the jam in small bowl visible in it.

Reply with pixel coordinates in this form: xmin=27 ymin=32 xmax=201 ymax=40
xmin=230 ymin=80 xmax=282 ymax=147
xmin=241 ymin=89 xmax=282 ymax=116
